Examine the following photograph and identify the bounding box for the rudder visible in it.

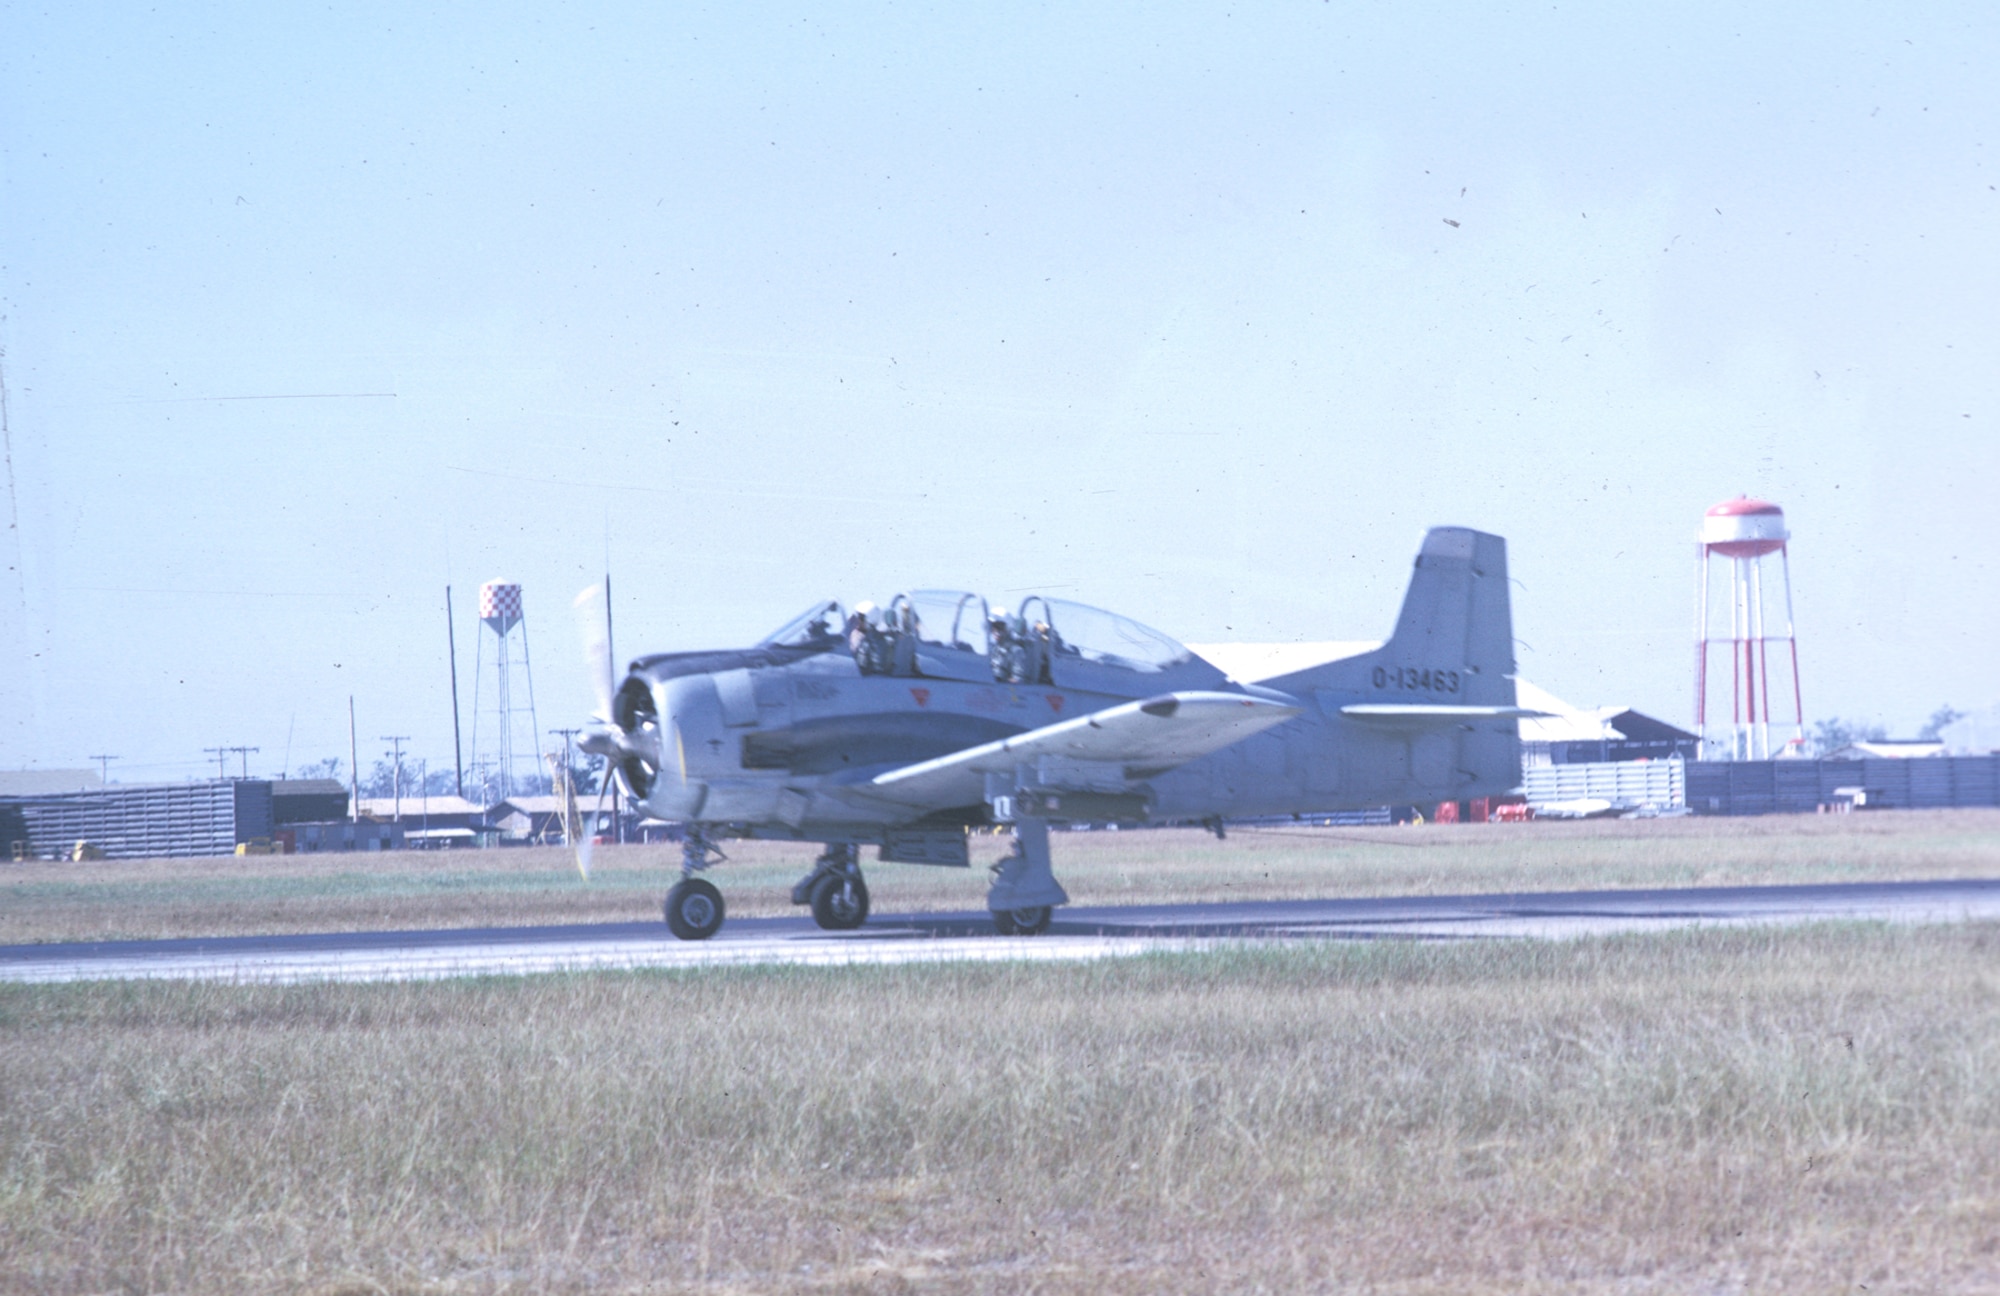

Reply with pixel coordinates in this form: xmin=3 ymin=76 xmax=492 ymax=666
xmin=1265 ymin=526 xmax=1523 ymax=804
xmin=1269 ymin=527 xmax=1517 ymax=703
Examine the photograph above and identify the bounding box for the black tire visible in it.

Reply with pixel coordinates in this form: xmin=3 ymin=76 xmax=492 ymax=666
xmin=664 ymin=878 xmax=726 ymax=940
xmin=992 ymin=905 xmax=1051 ymax=936
xmin=809 ymin=870 xmax=869 ymax=930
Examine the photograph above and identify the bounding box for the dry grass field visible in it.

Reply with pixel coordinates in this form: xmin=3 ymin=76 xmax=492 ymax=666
xmin=1 ymin=923 xmax=1995 ymax=1293
xmin=3 ymin=809 xmax=1998 ymax=945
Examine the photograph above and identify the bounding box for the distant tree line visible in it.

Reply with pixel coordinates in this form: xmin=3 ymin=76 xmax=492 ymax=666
xmin=288 ymin=754 xmax=606 ymax=803
xmin=1806 ymin=705 xmax=1964 ymax=757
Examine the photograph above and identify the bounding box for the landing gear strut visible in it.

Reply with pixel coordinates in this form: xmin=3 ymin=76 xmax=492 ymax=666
xmin=663 ymin=827 xmax=728 ymax=941
xmin=987 ymin=816 xmax=1068 ymax=936
xmin=792 ymin=843 xmax=870 ymax=931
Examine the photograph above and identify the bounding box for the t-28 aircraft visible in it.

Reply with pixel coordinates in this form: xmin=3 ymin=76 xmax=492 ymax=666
xmin=578 ymin=527 xmax=1534 ymax=939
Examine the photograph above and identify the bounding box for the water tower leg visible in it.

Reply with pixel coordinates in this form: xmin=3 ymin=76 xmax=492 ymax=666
xmin=1781 ymin=544 xmax=1805 ymax=749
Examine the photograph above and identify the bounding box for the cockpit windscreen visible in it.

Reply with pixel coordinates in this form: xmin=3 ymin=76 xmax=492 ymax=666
xmin=760 ymin=600 xmax=845 ymax=649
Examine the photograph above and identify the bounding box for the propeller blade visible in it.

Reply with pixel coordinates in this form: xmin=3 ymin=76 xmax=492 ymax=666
xmin=576 ymin=779 xmax=611 ymax=880
xmin=573 ymin=584 xmax=616 ymax=723
xmin=546 ymin=749 xmax=592 ymax=880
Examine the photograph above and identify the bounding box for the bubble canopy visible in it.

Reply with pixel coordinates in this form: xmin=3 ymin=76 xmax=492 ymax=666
xmin=753 ymin=591 xmax=1219 ymax=692
xmin=1020 ymin=597 xmax=1194 ymax=673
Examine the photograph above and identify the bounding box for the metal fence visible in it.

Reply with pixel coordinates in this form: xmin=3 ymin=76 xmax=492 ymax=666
xmin=1685 ymin=756 xmax=2000 ymax=815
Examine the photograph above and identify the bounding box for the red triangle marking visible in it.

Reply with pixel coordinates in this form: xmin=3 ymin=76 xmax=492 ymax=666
xmin=1046 ymin=695 xmax=1065 ymax=712
xmin=910 ymin=688 xmax=931 ymax=707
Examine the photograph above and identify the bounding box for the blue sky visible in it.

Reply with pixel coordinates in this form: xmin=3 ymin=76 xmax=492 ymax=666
xmin=3 ymin=1 xmax=1996 ymax=781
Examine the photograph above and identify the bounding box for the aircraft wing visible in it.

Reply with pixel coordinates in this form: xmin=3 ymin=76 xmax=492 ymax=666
xmin=862 ymin=691 xmax=1302 ymax=810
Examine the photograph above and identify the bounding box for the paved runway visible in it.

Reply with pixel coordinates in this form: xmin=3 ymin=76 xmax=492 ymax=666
xmin=3 ymin=878 xmax=1996 ymax=985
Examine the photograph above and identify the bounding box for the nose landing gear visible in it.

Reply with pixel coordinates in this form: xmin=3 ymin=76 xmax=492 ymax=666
xmin=664 ymin=877 xmax=725 ymax=940
xmin=664 ymin=827 xmax=728 ymax=941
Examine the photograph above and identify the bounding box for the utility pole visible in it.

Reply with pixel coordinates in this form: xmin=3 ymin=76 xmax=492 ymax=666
xmin=380 ymin=735 xmax=411 ymax=822
xmin=348 ymin=697 xmax=360 ymax=823
xmin=226 ymin=745 xmax=259 ymax=780
xmin=548 ymin=727 xmax=582 ymax=833
xmin=548 ymin=726 xmax=581 ymax=781
xmin=202 ymin=746 xmax=228 ymax=780
xmin=88 ymin=754 xmax=118 ymax=784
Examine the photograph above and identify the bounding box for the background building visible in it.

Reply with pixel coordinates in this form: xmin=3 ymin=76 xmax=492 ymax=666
xmin=2 ymin=780 xmax=274 ymax=860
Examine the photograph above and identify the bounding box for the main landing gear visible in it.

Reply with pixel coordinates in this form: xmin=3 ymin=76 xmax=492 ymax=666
xmin=986 ymin=816 xmax=1068 ymax=937
xmin=662 ymin=824 xmax=1069 ymax=941
xmin=792 ymin=843 xmax=870 ymax=931
xmin=663 ymin=828 xmax=728 ymax=941
xmin=991 ymin=904 xmax=1052 ymax=936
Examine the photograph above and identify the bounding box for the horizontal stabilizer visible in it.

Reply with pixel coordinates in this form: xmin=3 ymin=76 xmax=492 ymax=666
xmin=1340 ymin=703 xmax=1551 ymax=727
xmin=864 ymin=691 xmax=1301 ymax=810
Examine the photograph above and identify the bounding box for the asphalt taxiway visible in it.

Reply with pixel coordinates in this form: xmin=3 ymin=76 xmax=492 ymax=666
xmin=2 ymin=878 xmax=1995 ymax=985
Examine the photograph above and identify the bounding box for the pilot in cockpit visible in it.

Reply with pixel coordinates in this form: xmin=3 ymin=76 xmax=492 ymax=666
xmin=846 ymin=601 xmax=876 ymax=654
xmin=847 ymin=601 xmax=890 ymax=674
xmin=989 ymin=607 xmax=1024 ymax=683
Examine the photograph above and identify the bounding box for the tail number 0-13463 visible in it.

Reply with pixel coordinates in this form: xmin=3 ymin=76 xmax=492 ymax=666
xmin=1372 ymin=665 xmax=1461 ymax=694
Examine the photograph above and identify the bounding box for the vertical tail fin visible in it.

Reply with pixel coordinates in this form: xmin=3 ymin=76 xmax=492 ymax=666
xmin=1268 ymin=527 xmax=1522 ymax=802
xmin=1269 ymin=527 xmax=1517 ymax=703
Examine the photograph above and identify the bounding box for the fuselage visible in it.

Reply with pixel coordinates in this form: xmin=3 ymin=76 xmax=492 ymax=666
xmin=619 ymin=641 xmax=1507 ymax=840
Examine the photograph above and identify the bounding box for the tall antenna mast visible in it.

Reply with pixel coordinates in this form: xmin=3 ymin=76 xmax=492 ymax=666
xmin=605 ymin=570 xmax=620 ymax=842
xmin=348 ymin=697 xmax=360 ymax=822
xmin=446 ymin=585 xmax=465 ymax=797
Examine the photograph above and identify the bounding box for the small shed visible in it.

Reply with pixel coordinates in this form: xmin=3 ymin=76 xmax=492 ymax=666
xmin=271 ymin=779 xmax=350 ymax=824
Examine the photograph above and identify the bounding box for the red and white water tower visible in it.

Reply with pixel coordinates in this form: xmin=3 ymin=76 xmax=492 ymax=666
xmin=1695 ymin=497 xmax=1805 ymax=760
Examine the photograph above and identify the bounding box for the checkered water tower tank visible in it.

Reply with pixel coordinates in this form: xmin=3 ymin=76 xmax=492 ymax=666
xmin=479 ymin=581 xmax=523 ymax=635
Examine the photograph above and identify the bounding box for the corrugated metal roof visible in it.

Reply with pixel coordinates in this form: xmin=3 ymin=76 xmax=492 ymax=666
xmin=487 ymin=795 xmax=574 ymax=815
xmin=1825 ymin=741 xmax=1948 ymax=760
xmin=1515 ymin=681 xmax=1625 ymax=744
xmin=356 ymin=795 xmax=486 ymax=818
xmin=271 ymin=778 xmax=348 ymax=798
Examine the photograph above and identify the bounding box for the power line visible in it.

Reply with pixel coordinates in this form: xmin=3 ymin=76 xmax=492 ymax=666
xmin=446 ymin=585 xmax=465 ymax=798
xmin=548 ymin=726 xmax=582 ymax=776
xmin=380 ymin=736 xmax=411 ymax=822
